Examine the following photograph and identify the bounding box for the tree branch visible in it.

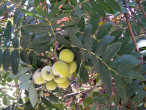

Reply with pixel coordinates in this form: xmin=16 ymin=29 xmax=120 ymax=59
xmin=124 ymin=13 xmax=143 ymax=63
xmin=136 ymin=0 xmax=146 ymax=18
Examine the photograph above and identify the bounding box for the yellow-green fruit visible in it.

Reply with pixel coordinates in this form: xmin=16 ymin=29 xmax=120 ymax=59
xmin=59 ymin=49 xmax=74 ymax=63
xmin=68 ymin=74 xmax=72 ymax=78
xmin=58 ymin=79 xmax=70 ymax=89
xmin=41 ymin=66 xmax=54 ymax=81
xmin=52 ymin=61 xmax=69 ymax=78
xmin=69 ymin=61 xmax=77 ymax=74
xmin=54 ymin=77 xmax=67 ymax=83
xmin=45 ymin=80 xmax=57 ymax=91
xmin=33 ymin=70 xmax=45 ymax=85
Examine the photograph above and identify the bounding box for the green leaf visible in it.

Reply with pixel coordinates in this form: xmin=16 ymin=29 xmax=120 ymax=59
xmin=11 ymin=50 xmax=19 ymax=74
xmin=62 ymin=4 xmax=73 ymax=10
xmin=23 ymin=105 xmax=34 ymax=110
xmin=61 ymin=18 xmax=80 ymax=28
xmin=20 ymin=34 xmax=33 ymax=49
xmin=49 ymin=93 xmax=59 ymax=103
xmin=118 ymin=43 xmax=135 ymax=55
xmin=89 ymin=0 xmax=106 ymax=16
xmin=111 ymin=55 xmax=141 ymax=74
xmin=23 ymin=22 xmax=51 ymax=35
xmin=82 ymin=2 xmax=99 ymax=18
xmin=0 ymin=49 xmax=2 ymax=67
xmin=121 ymin=7 xmax=128 ymax=13
xmin=41 ymin=97 xmax=52 ymax=108
xmin=98 ymin=0 xmax=114 ymax=14
xmin=129 ymin=2 xmax=138 ymax=8
xmin=95 ymin=35 xmax=114 ymax=56
xmin=29 ymin=34 xmax=51 ymax=48
xmin=0 ymin=3 xmax=9 ymax=16
xmin=15 ymin=12 xmax=25 ymax=27
xmin=80 ymin=64 xmax=89 ymax=83
xmin=112 ymin=73 xmax=126 ymax=103
xmin=127 ymin=85 xmax=144 ymax=98
xmin=117 ymin=36 xmax=131 ymax=46
xmin=93 ymin=55 xmax=101 ymax=74
xmin=19 ymin=73 xmax=32 ymax=83
xmin=83 ymin=24 xmax=92 ymax=51
xmin=132 ymin=91 xmax=146 ymax=103
xmin=29 ymin=84 xmax=38 ymax=107
xmin=102 ymin=42 xmax=121 ymax=63
xmin=110 ymin=29 xmax=123 ymax=41
xmin=3 ymin=49 xmax=10 ymax=71
xmin=3 ymin=21 xmax=11 ymax=47
xmin=96 ymin=22 xmax=113 ymax=39
xmin=48 ymin=0 xmax=65 ymax=19
xmin=100 ymin=65 xmax=112 ymax=95
xmin=133 ymin=24 xmax=140 ymax=35
xmin=20 ymin=50 xmax=31 ymax=64
xmin=99 ymin=106 xmax=108 ymax=110
xmin=20 ymin=80 xmax=32 ymax=90
xmin=29 ymin=51 xmax=37 ymax=66
xmin=34 ymin=0 xmax=48 ymax=17
xmin=89 ymin=17 xmax=100 ymax=34
xmin=89 ymin=104 xmax=97 ymax=110
xmin=12 ymin=38 xmax=19 ymax=48
xmin=76 ymin=6 xmax=82 ymax=18
xmin=68 ymin=29 xmax=84 ymax=48
xmin=19 ymin=8 xmax=43 ymax=20
xmin=78 ymin=16 xmax=85 ymax=32
xmin=106 ymin=0 xmax=121 ymax=11
xmin=9 ymin=67 xmax=30 ymax=78
xmin=120 ymin=71 xmax=145 ymax=81
xmin=38 ymin=104 xmax=45 ymax=110
xmin=33 ymin=44 xmax=52 ymax=53
xmin=83 ymin=97 xmax=93 ymax=106
xmin=70 ymin=0 xmax=77 ymax=6
xmin=56 ymin=33 xmax=71 ymax=46
xmin=126 ymin=80 xmax=141 ymax=92
xmin=5 ymin=5 xmax=16 ymax=19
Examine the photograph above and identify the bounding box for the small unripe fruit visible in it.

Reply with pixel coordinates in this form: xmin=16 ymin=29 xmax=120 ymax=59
xmin=59 ymin=49 xmax=74 ymax=63
xmin=52 ymin=61 xmax=69 ymax=78
xmin=69 ymin=61 xmax=77 ymax=74
xmin=41 ymin=66 xmax=54 ymax=81
xmin=58 ymin=78 xmax=69 ymax=89
xmin=33 ymin=69 xmax=45 ymax=85
xmin=45 ymin=80 xmax=57 ymax=91
xmin=54 ymin=76 xmax=67 ymax=83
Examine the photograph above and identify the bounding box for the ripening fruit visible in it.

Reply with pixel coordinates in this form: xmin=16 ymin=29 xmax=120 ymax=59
xmin=59 ymin=49 xmax=74 ymax=63
xmin=41 ymin=66 xmax=54 ymax=81
xmin=69 ymin=61 xmax=77 ymax=74
xmin=33 ymin=69 xmax=45 ymax=85
xmin=54 ymin=76 xmax=67 ymax=83
xmin=45 ymin=80 xmax=57 ymax=91
xmin=58 ymin=78 xmax=70 ymax=89
xmin=52 ymin=61 xmax=69 ymax=78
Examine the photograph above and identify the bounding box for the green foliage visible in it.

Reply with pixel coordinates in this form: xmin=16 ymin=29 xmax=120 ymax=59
xmin=0 ymin=0 xmax=145 ymax=109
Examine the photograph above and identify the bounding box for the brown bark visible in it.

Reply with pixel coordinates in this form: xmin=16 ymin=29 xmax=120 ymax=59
xmin=136 ymin=0 xmax=146 ymax=18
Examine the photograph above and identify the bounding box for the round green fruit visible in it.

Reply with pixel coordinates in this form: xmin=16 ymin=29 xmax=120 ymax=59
xmin=59 ymin=49 xmax=74 ymax=63
xmin=54 ymin=76 xmax=67 ymax=83
xmin=52 ymin=61 xmax=69 ymax=78
xmin=69 ymin=61 xmax=77 ymax=74
xmin=41 ymin=66 xmax=54 ymax=81
xmin=33 ymin=69 xmax=45 ymax=85
xmin=45 ymin=80 xmax=57 ymax=91
xmin=58 ymin=78 xmax=70 ymax=89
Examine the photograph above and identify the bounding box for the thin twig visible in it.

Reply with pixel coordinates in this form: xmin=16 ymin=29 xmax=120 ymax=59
xmin=136 ymin=0 xmax=146 ymax=18
xmin=124 ymin=0 xmax=143 ymax=63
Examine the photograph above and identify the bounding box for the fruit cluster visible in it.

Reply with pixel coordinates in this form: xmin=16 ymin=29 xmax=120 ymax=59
xmin=32 ymin=49 xmax=77 ymax=91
